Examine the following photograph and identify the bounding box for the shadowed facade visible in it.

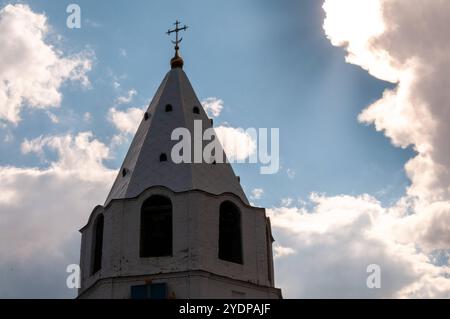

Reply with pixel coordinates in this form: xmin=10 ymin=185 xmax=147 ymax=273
xmin=77 ymin=27 xmax=282 ymax=299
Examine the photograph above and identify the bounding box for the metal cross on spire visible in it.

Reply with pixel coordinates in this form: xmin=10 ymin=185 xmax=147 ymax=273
xmin=167 ymin=20 xmax=188 ymax=51
xmin=166 ymin=20 xmax=188 ymax=69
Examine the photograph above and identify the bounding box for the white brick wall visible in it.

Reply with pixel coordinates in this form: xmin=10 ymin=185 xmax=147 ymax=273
xmin=78 ymin=186 xmax=281 ymax=299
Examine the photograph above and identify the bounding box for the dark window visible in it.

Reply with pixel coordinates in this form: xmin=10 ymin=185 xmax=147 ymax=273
xmin=218 ymin=201 xmax=243 ymax=264
xmin=159 ymin=153 xmax=168 ymax=162
xmin=144 ymin=112 xmax=149 ymax=121
xmin=165 ymin=104 xmax=173 ymax=112
xmin=131 ymin=283 xmax=168 ymax=299
xmin=140 ymin=195 xmax=172 ymax=257
xmin=193 ymin=106 xmax=200 ymax=114
xmin=122 ymin=168 xmax=127 ymax=177
xmin=91 ymin=214 xmax=104 ymax=274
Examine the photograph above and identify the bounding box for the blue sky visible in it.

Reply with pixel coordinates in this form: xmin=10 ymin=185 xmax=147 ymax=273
xmin=2 ymin=0 xmax=448 ymax=299
xmin=0 ymin=0 xmax=413 ymax=206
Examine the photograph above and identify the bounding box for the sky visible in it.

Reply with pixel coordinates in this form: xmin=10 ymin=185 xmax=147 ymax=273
xmin=0 ymin=0 xmax=449 ymax=298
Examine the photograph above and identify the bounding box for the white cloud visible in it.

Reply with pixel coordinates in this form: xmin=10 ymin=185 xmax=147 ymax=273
xmin=83 ymin=112 xmax=92 ymax=123
xmin=280 ymin=197 xmax=294 ymax=207
xmin=273 ymin=244 xmax=296 ymax=259
xmin=286 ymin=168 xmax=296 ymax=179
xmin=250 ymin=188 xmax=264 ymax=200
xmin=115 ymin=89 xmax=137 ymax=105
xmin=108 ymin=106 xmax=145 ymax=148
xmin=323 ymin=0 xmax=450 ymax=249
xmin=108 ymin=106 xmax=144 ymax=135
xmin=46 ymin=111 xmax=59 ymax=124
xmin=0 ymin=4 xmax=92 ymax=124
xmin=0 ymin=132 xmax=115 ymax=297
xmin=323 ymin=0 xmax=395 ymax=82
xmin=215 ymin=125 xmax=257 ymax=161
xmin=268 ymin=194 xmax=450 ymax=298
xmin=20 ymin=132 xmax=113 ymax=182
xmin=84 ymin=18 xmax=102 ymax=28
xmin=113 ymin=81 xmax=121 ymax=89
xmin=267 ymin=0 xmax=450 ymax=298
xmin=2 ymin=131 xmax=13 ymax=143
xmin=200 ymin=98 xmax=256 ymax=161
xmin=201 ymin=97 xmax=224 ymax=117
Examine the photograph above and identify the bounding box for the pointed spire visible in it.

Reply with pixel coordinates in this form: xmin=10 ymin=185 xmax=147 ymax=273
xmin=104 ymin=68 xmax=249 ymax=206
xmin=104 ymin=21 xmax=249 ymax=206
xmin=166 ymin=20 xmax=188 ymax=69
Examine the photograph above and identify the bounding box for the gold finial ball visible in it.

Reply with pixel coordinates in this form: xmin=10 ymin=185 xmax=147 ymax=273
xmin=170 ymin=55 xmax=184 ymax=69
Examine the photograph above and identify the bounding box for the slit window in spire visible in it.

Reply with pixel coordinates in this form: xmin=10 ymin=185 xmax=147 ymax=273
xmin=165 ymin=104 xmax=173 ymax=112
xmin=159 ymin=153 xmax=168 ymax=162
xmin=193 ymin=106 xmax=200 ymax=114
xmin=140 ymin=195 xmax=173 ymax=257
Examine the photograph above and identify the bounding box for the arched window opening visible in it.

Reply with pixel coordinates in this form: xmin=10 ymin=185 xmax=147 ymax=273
xmin=193 ymin=106 xmax=200 ymax=114
xmin=140 ymin=195 xmax=173 ymax=257
xmin=159 ymin=153 xmax=168 ymax=162
xmin=91 ymin=214 xmax=104 ymax=275
xmin=144 ymin=112 xmax=149 ymax=121
xmin=165 ymin=104 xmax=173 ymax=112
xmin=218 ymin=201 xmax=243 ymax=264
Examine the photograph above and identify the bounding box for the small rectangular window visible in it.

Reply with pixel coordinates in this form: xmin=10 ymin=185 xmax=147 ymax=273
xmin=130 ymin=283 xmax=168 ymax=299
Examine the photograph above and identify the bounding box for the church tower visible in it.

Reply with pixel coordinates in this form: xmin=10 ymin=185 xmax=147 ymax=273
xmin=77 ymin=22 xmax=282 ymax=299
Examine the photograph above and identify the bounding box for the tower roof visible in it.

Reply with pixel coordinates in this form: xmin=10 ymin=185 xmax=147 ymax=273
xmin=104 ymin=68 xmax=249 ymax=205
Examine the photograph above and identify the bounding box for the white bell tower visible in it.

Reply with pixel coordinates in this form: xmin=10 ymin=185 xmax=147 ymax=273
xmin=77 ymin=22 xmax=282 ymax=299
